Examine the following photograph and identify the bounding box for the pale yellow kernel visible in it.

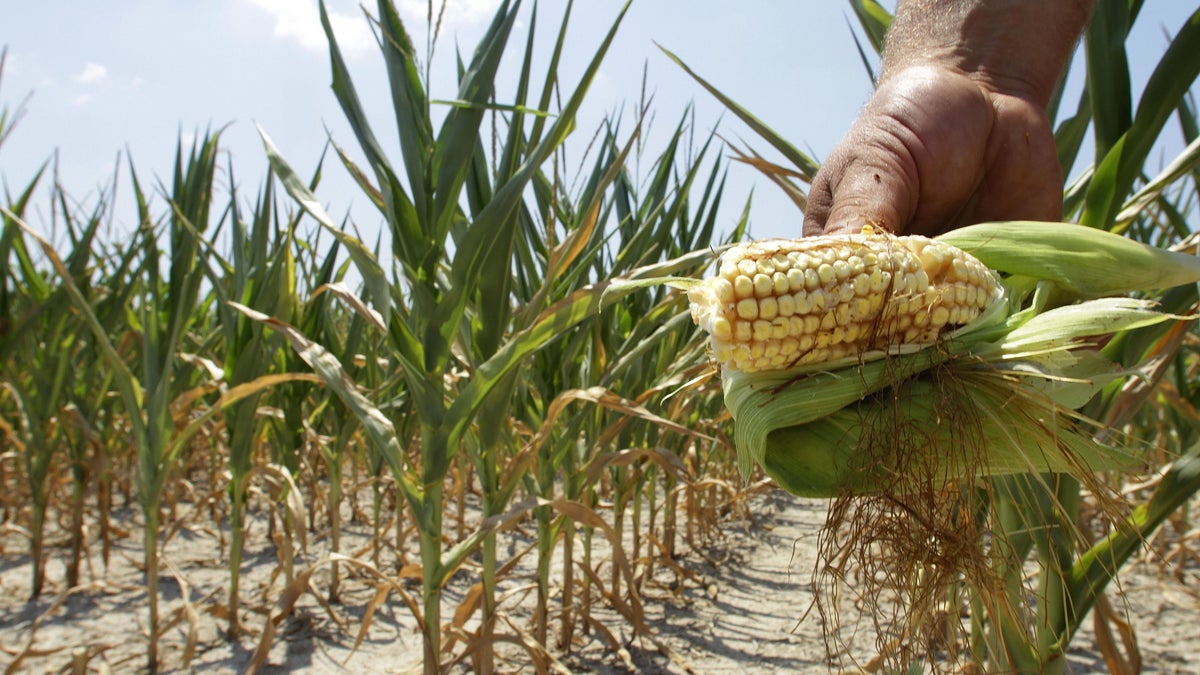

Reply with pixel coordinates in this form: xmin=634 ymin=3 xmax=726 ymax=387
xmin=912 ymin=310 xmax=930 ymax=328
xmin=925 ymin=287 xmax=941 ymax=307
xmin=868 ymin=294 xmax=885 ymax=314
xmin=951 ymin=257 xmax=969 ymax=280
xmin=752 ymin=320 xmax=771 ymax=341
xmin=711 ymin=317 xmax=732 ymax=342
xmin=915 ymin=270 xmax=931 ymax=292
xmin=772 ymin=317 xmax=789 ymax=339
xmin=835 ymin=303 xmax=851 ymax=326
xmin=769 ymin=354 xmax=788 ymax=368
xmin=772 ymin=253 xmax=791 ymax=270
xmin=753 ymin=273 xmax=774 ymax=298
xmin=809 ymin=289 xmax=827 ymax=312
xmin=764 ymin=341 xmax=781 ymax=358
xmin=756 ymin=259 xmax=775 ymax=276
xmin=798 ymin=334 xmax=816 ymax=352
xmin=789 ymin=315 xmax=805 ymax=335
xmin=737 ymin=258 xmax=757 ymax=277
xmin=930 ymin=306 xmax=951 ymax=328
xmin=773 ymin=272 xmax=790 ymax=295
xmin=948 ymin=306 xmax=963 ymax=325
xmin=921 ymin=246 xmax=948 ymax=275
xmin=804 ymin=268 xmax=821 ymax=291
xmin=786 ymin=268 xmax=806 ymax=291
xmin=711 ymin=278 xmax=735 ymax=304
xmin=714 ymin=345 xmax=733 ymax=364
xmin=750 ymin=342 xmax=765 ymax=359
xmin=843 ymin=323 xmax=860 ymax=344
xmin=735 ymin=321 xmax=752 ymax=342
xmin=760 ymin=297 xmax=779 ymax=320
xmin=847 ymin=255 xmax=865 ymax=275
xmin=851 ymin=297 xmax=872 ymax=320
xmin=955 ymin=285 xmax=968 ymax=305
xmin=781 ymin=338 xmax=799 ymax=356
xmin=793 ymin=292 xmax=811 ymax=315
xmin=815 ymin=332 xmax=831 ymax=349
xmin=869 ymin=269 xmax=887 ymax=293
xmin=832 ymin=259 xmax=851 ymax=281
xmin=831 ymin=325 xmax=846 ymax=345
xmin=736 ymin=298 xmax=759 ymax=321
xmin=817 ymin=263 xmax=836 ymax=286
xmin=838 ymin=284 xmax=856 ymax=303
xmin=820 ymin=312 xmax=837 ymax=331
xmin=733 ymin=275 xmax=754 ymax=299
xmin=778 ymin=294 xmax=795 ymax=317
xmin=803 ymin=315 xmax=821 ymax=335
xmin=853 ymin=273 xmax=871 ymax=297
xmin=719 ymin=261 xmax=739 ymax=279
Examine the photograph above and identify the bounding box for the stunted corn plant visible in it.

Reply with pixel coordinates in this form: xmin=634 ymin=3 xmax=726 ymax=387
xmin=204 ymin=166 xmax=301 ymax=637
xmin=6 ymin=132 xmax=315 ymax=671
xmin=246 ymin=2 xmax=720 ymax=671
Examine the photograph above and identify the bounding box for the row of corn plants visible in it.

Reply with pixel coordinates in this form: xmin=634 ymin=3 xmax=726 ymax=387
xmin=665 ymin=0 xmax=1200 ymax=671
xmin=0 ymin=3 xmax=760 ymax=673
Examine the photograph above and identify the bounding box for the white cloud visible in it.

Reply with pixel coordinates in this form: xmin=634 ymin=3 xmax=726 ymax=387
xmin=245 ymin=0 xmax=375 ymax=58
xmin=74 ymin=62 xmax=108 ymax=84
xmin=71 ymin=94 xmax=93 ymax=106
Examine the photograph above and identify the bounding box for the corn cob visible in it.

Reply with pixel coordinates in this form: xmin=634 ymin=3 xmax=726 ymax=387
xmin=687 ymin=226 xmax=1003 ymax=372
xmin=691 ymin=221 xmax=1200 ymax=495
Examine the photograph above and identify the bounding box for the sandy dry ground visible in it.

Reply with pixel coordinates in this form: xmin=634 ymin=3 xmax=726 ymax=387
xmin=2 ymin=491 xmax=1199 ymax=674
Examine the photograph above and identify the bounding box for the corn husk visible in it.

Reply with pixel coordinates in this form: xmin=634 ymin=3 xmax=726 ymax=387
xmin=722 ymin=222 xmax=1199 ymax=496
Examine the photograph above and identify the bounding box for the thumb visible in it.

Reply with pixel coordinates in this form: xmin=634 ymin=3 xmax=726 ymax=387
xmin=803 ymin=156 xmax=913 ymax=237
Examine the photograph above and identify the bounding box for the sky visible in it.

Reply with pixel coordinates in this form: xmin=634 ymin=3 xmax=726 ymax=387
xmin=1 ymin=1 xmax=1196 ymax=246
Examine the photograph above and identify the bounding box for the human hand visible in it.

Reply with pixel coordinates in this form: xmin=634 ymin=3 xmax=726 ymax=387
xmin=803 ymin=64 xmax=1063 ymax=238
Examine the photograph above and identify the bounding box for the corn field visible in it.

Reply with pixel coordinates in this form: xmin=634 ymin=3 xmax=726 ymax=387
xmin=3 ymin=1 xmax=1200 ymax=674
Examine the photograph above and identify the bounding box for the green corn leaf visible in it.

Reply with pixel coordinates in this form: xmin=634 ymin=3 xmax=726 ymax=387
xmin=847 ymin=0 xmax=892 ymax=56
xmin=230 ymin=302 xmax=427 ymax=525
xmin=1081 ymin=7 xmax=1200 ymax=229
xmin=425 ymin=1 xmax=632 ymax=374
xmin=1085 ymin=0 xmax=1133 ymax=159
xmin=659 ymin=44 xmax=820 ymax=180
xmin=258 ymin=126 xmax=394 ymax=329
xmin=1115 ymin=132 xmax=1200 ymax=229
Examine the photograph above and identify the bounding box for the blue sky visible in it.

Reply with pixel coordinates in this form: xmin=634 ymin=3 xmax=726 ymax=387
xmin=2 ymin=2 xmax=1196 ymax=243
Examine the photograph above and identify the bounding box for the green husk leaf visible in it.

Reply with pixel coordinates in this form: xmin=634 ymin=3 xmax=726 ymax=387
xmin=938 ymin=221 xmax=1200 ymax=297
xmin=760 ymin=372 xmax=1139 ymax=498
xmin=987 ymin=297 xmax=1178 ymax=355
xmin=725 ymin=349 xmax=950 ymax=478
